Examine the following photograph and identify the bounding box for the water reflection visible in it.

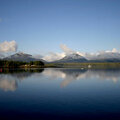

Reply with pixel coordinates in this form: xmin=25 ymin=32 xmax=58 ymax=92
xmin=42 ymin=69 xmax=87 ymax=87
xmin=0 ymin=69 xmax=44 ymax=91
xmin=0 ymin=68 xmax=120 ymax=91
xmin=42 ymin=68 xmax=120 ymax=87
xmin=0 ymin=68 xmax=120 ymax=120
xmin=0 ymin=75 xmax=17 ymax=91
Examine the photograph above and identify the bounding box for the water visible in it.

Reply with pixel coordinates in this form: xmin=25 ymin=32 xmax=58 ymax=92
xmin=0 ymin=68 xmax=120 ymax=120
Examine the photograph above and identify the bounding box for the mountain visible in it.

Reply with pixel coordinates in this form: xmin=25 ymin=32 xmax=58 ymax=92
xmin=4 ymin=52 xmax=45 ymax=62
xmin=3 ymin=52 xmax=120 ymax=63
xmin=52 ymin=52 xmax=120 ymax=63
xmin=53 ymin=53 xmax=88 ymax=63
xmin=89 ymin=52 xmax=120 ymax=62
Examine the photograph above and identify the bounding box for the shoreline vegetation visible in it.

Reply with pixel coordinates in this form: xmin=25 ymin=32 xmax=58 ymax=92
xmin=0 ymin=60 xmax=44 ymax=69
xmin=1 ymin=60 xmax=120 ymax=70
xmin=45 ymin=62 xmax=120 ymax=69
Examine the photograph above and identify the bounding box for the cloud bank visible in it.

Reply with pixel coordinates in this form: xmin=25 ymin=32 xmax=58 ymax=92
xmin=60 ymin=44 xmax=75 ymax=55
xmin=42 ymin=44 xmax=120 ymax=61
xmin=43 ymin=44 xmax=76 ymax=61
xmin=0 ymin=40 xmax=17 ymax=58
xmin=43 ymin=44 xmax=85 ymax=61
xmin=0 ymin=40 xmax=17 ymax=53
xmin=0 ymin=40 xmax=119 ymax=62
xmin=43 ymin=52 xmax=65 ymax=62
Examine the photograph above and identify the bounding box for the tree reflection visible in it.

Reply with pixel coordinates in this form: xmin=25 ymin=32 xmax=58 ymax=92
xmin=1 ymin=68 xmax=120 ymax=91
xmin=0 ymin=68 xmax=44 ymax=91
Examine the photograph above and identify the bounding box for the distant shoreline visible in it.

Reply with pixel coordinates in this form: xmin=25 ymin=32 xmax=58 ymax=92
xmin=44 ymin=62 xmax=120 ymax=69
xmin=1 ymin=60 xmax=120 ymax=70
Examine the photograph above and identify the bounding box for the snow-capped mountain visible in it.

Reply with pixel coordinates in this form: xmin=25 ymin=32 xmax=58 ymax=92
xmin=3 ymin=51 xmax=120 ymax=63
xmin=89 ymin=52 xmax=120 ymax=62
xmin=4 ymin=52 xmax=45 ymax=62
xmin=53 ymin=53 xmax=88 ymax=63
xmin=52 ymin=52 xmax=120 ymax=63
xmin=97 ymin=52 xmax=120 ymax=59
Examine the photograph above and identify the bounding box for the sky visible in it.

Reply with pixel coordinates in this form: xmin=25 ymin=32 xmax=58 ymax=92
xmin=0 ymin=0 xmax=120 ymax=60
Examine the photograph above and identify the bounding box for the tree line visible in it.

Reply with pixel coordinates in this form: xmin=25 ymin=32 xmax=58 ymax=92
xmin=0 ymin=60 xmax=44 ymax=68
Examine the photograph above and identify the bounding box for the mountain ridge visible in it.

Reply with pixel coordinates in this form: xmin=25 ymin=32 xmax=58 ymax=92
xmin=52 ymin=53 xmax=88 ymax=63
xmin=2 ymin=52 xmax=120 ymax=63
xmin=3 ymin=52 xmax=46 ymax=62
xmin=88 ymin=52 xmax=120 ymax=62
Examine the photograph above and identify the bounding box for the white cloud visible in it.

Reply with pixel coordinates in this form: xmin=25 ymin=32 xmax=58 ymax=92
xmin=42 ymin=44 xmax=120 ymax=61
xmin=60 ymin=44 xmax=75 ymax=55
xmin=42 ymin=44 xmax=84 ymax=61
xmin=0 ymin=40 xmax=17 ymax=53
xmin=76 ymin=51 xmax=85 ymax=57
xmin=99 ymin=48 xmax=119 ymax=54
xmin=43 ymin=52 xmax=65 ymax=62
xmin=112 ymin=48 xmax=118 ymax=53
xmin=83 ymin=52 xmax=97 ymax=60
xmin=33 ymin=54 xmax=43 ymax=59
xmin=43 ymin=44 xmax=82 ymax=62
xmin=84 ymin=48 xmax=120 ymax=60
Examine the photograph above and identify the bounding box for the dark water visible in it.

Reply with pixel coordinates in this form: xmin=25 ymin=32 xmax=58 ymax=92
xmin=0 ymin=68 xmax=120 ymax=120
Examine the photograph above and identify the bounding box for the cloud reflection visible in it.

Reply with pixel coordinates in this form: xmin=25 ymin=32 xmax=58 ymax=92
xmin=0 ymin=68 xmax=120 ymax=91
xmin=0 ymin=69 xmax=44 ymax=92
xmin=42 ymin=68 xmax=120 ymax=87
xmin=0 ymin=75 xmax=18 ymax=91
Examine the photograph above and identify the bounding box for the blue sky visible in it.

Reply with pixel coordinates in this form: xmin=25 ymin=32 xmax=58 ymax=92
xmin=0 ymin=0 xmax=120 ymax=55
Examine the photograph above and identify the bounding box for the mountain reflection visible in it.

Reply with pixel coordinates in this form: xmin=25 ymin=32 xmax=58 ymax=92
xmin=0 ymin=69 xmax=44 ymax=91
xmin=42 ymin=68 xmax=120 ymax=87
xmin=42 ymin=68 xmax=87 ymax=87
xmin=0 ymin=68 xmax=120 ymax=91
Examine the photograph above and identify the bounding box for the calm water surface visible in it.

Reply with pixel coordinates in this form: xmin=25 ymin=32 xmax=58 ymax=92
xmin=0 ymin=68 xmax=120 ymax=120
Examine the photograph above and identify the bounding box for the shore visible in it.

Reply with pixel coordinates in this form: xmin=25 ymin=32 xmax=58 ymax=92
xmin=1 ymin=62 xmax=120 ymax=70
